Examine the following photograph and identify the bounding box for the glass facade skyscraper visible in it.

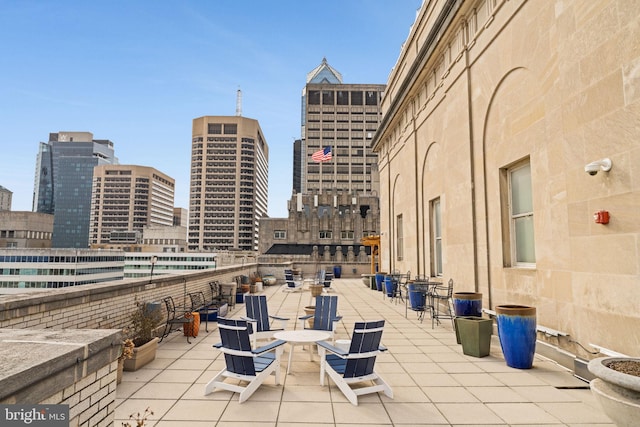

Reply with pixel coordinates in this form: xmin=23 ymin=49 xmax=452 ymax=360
xmin=34 ymin=132 xmax=117 ymax=248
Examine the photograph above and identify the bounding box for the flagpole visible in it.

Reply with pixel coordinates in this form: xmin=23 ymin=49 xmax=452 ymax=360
xmin=319 ymin=153 xmax=323 ymax=194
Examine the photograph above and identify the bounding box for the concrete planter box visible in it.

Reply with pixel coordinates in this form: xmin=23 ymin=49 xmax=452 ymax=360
xmin=123 ymin=337 xmax=159 ymax=371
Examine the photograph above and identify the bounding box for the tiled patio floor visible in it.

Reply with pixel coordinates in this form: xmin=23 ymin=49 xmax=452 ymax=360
xmin=115 ymin=278 xmax=613 ymax=426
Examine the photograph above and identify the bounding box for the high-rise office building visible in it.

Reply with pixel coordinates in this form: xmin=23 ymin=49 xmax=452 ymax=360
xmin=89 ymin=165 xmax=175 ymax=245
xmin=300 ymin=58 xmax=384 ymax=195
xmin=259 ymin=59 xmax=385 ymax=257
xmin=34 ymin=132 xmax=117 ymax=248
xmin=189 ymin=116 xmax=268 ymax=252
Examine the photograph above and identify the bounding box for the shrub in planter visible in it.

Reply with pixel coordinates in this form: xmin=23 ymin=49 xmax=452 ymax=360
xmin=124 ymin=302 xmax=162 ymax=371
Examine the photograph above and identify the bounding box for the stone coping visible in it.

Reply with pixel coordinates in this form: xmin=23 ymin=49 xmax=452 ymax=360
xmin=0 ymin=328 xmax=121 ymax=401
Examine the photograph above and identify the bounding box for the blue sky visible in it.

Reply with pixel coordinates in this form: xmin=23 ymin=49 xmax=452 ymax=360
xmin=0 ymin=0 xmax=421 ymax=218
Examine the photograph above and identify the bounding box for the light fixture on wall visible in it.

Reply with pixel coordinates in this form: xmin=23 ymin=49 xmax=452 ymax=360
xmin=584 ymin=158 xmax=612 ymax=176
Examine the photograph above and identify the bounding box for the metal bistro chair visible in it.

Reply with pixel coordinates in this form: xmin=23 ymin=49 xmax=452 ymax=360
xmin=430 ymin=278 xmax=455 ymax=329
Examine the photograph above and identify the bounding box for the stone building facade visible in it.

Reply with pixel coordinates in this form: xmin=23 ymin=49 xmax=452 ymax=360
xmin=259 ymin=190 xmax=379 ymax=262
xmin=373 ymin=0 xmax=640 ymax=357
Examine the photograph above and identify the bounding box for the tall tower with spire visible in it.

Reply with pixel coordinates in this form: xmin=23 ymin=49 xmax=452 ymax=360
xmin=297 ymin=58 xmax=385 ymax=195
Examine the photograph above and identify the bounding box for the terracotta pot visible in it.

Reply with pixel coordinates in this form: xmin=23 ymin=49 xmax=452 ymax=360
xmin=310 ymin=284 xmax=323 ymax=297
xmin=304 ymin=306 xmax=315 ymax=329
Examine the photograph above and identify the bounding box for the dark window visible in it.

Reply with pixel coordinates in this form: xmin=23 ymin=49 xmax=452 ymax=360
xmin=308 ymin=90 xmax=320 ymax=105
xmin=337 ymin=91 xmax=349 ymax=105
xmin=322 ymin=91 xmax=334 ymax=105
xmin=365 ymin=91 xmax=378 ymax=105
xmin=208 ymin=123 xmax=222 ymax=134
xmin=351 ymin=91 xmax=363 ymax=105
xmin=223 ymin=124 xmax=237 ymax=134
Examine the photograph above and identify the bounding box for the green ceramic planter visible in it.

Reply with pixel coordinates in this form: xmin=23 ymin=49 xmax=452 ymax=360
xmin=456 ymin=316 xmax=493 ymax=358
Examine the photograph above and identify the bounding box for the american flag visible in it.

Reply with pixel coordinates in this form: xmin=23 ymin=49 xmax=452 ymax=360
xmin=311 ymin=146 xmax=332 ymax=162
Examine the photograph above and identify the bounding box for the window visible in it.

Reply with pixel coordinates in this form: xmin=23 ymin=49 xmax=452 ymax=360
xmin=431 ymin=198 xmax=442 ymax=276
xmin=396 ymin=214 xmax=403 ymax=261
xmin=365 ymin=91 xmax=378 ymax=105
xmin=510 ymin=163 xmax=535 ymax=265
xmin=351 ymin=91 xmax=363 ymax=105
xmin=319 ymin=230 xmax=332 ymax=239
xmin=336 ymin=91 xmax=349 ymax=105
xmin=341 ymin=231 xmax=354 ymax=239
xmin=208 ymin=123 xmax=222 ymax=134
xmin=274 ymin=230 xmax=286 ymax=239
xmin=503 ymin=161 xmax=536 ymax=266
xmin=308 ymin=90 xmax=320 ymax=105
xmin=223 ymin=124 xmax=237 ymax=134
xmin=322 ymin=91 xmax=334 ymax=105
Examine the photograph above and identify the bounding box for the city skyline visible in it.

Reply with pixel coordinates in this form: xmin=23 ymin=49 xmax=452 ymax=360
xmin=0 ymin=1 xmax=422 ymax=218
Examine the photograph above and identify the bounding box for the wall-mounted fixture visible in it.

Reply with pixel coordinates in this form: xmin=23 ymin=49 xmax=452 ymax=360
xmin=594 ymin=210 xmax=610 ymax=224
xmin=584 ymin=158 xmax=612 ymax=176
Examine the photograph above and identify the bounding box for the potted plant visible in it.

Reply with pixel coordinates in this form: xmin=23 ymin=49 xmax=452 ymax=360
xmin=117 ymin=337 xmax=135 ymax=383
xmin=588 ymin=356 xmax=640 ymax=426
xmin=123 ymin=302 xmax=162 ymax=371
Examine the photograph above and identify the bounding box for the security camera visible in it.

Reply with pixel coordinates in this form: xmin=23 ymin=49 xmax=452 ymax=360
xmin=585 ymin=158 xmax=612 ymax=176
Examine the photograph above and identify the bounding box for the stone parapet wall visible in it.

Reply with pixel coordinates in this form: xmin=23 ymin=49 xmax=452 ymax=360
xmin=0 ymin=329 xmax=121 ymax=427
xmin=0 ymin=264 xmax=256 ymax=331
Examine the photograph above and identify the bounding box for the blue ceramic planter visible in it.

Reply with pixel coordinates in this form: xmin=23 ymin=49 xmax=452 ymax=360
xmin=407 ymin=283 xmax=427 ymax=310
xmin=384 ymin=276 xmax=396 ymax=297
xmin=496 ymin=305 xmax=536 ymax=369
xmin=375 ymin=273 xmax=386 ymax=291
xmin=453 ymin=292 xmax=483 ymax=317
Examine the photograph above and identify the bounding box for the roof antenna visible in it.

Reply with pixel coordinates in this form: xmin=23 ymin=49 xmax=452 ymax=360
xmin=236 ymin=87 xmax=242 ymax=116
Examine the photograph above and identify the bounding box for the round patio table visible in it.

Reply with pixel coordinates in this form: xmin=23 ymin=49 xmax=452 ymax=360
xmin=273 ymin=330 xmax=331 ymax=374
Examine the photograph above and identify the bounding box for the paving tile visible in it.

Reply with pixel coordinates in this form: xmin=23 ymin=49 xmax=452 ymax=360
xmin=282 ymin=385 xmax=332 ymax=402
xmin=412 ymin=372 xmax=460 ymax=387
xmin=436 ymin=402 xmax=504 ymax=424
xmin=152 ymin=369 xmax=204 ymax=383
xmin=161 ymin=400 xmax=227 ymax=422
xmin=383 ymin=402 xmax=448 ymax=424
xmin=538 ymin=402 xmax=614 ymax=424
xmin=130 ymin=382 xmax=191 ymax=400
xmin=114 ymin=398 xmax=176 ymax=424
xmin=333 ymin=402 xmax=393 ymax=424
xmin=421 ymin=386 xmax=479 ymax=403
xmin=449 ymin=373 xmax=505 ymax=386
xmin=487 ymin=402 xmax=560 ymax=424
xmin=467 ymin=386 xmax=528 ymax=402
xmin=379 ymin=386 xmax=430 ymax=402
xmin=278 ymin=402 xmax=335 ymax=423
xmin=512 ymin=385 xmax=582 ymax=402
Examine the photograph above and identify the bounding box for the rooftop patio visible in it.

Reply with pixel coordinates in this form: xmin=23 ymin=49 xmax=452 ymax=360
xmin=115 ymin=278 xmax=613 ymax=426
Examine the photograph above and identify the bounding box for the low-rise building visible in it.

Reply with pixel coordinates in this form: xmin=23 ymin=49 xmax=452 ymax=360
xmin=0 ymin=211 xmax=54 ymax=249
